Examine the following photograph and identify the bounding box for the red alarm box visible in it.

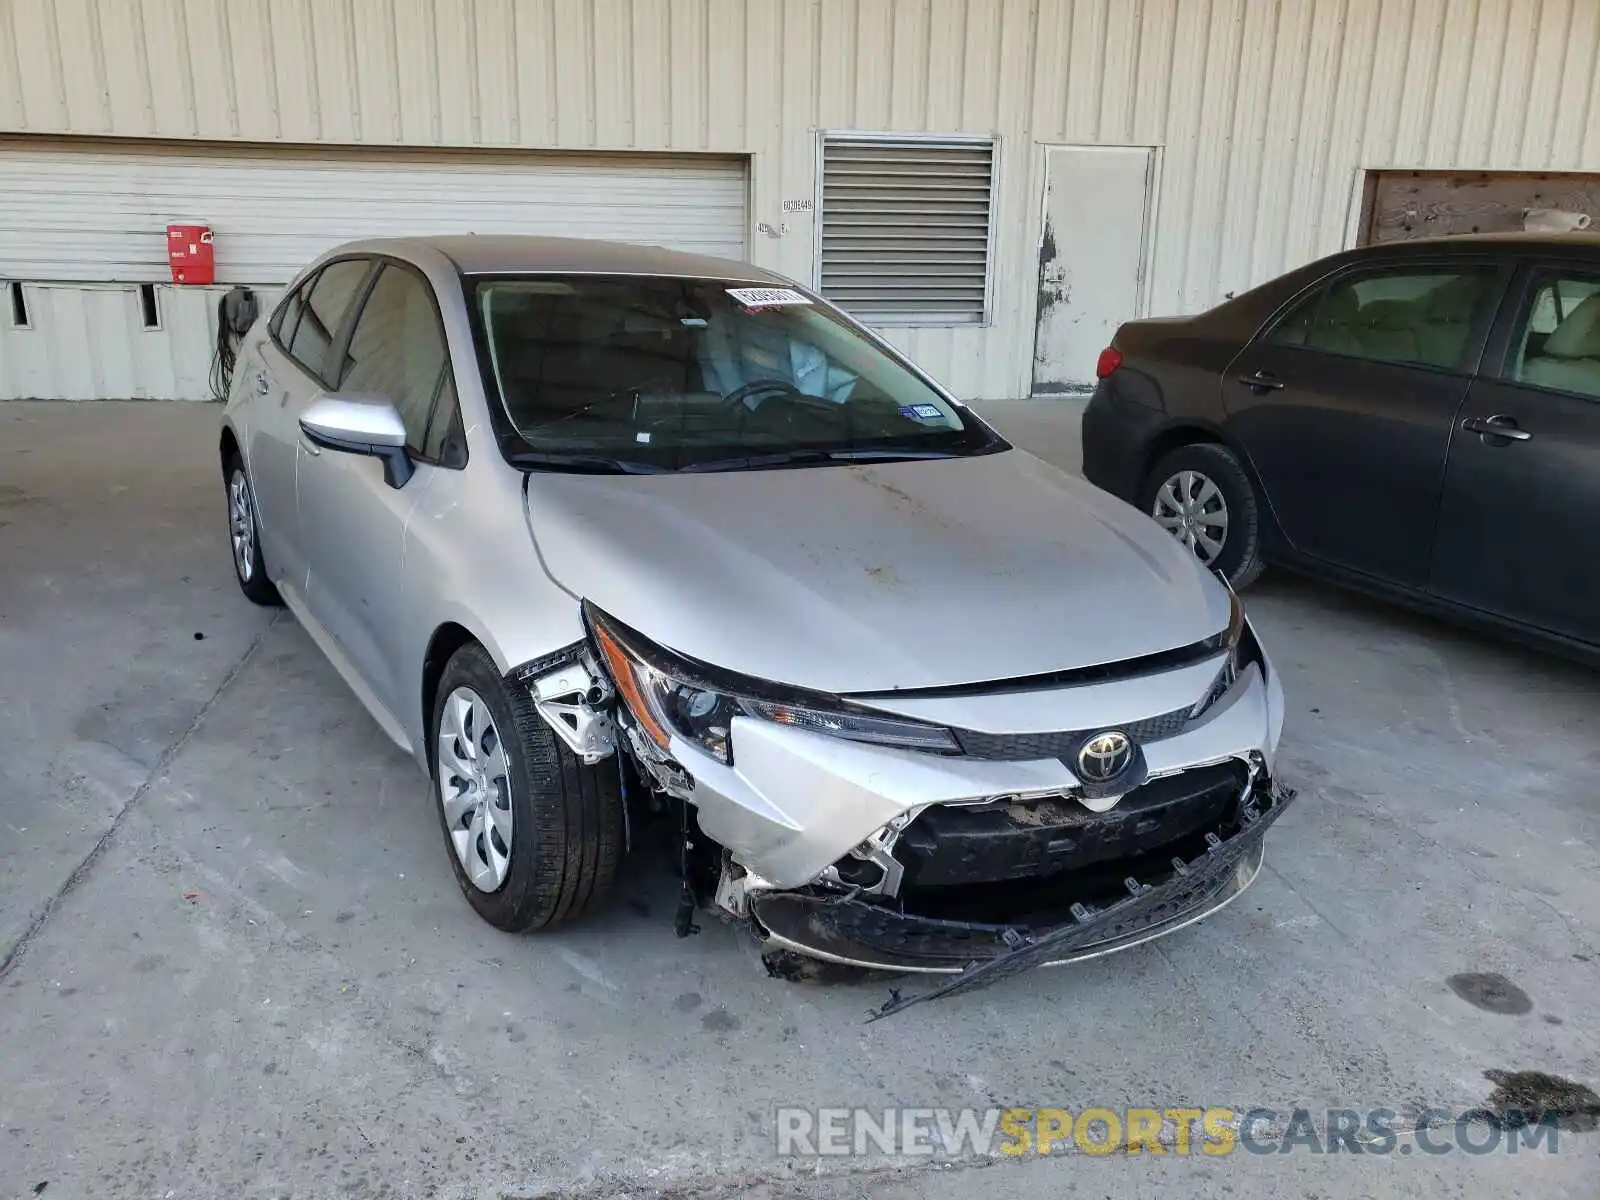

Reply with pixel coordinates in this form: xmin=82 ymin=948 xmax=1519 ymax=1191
xmin=167 ymin=223 xmax=214 ymax=285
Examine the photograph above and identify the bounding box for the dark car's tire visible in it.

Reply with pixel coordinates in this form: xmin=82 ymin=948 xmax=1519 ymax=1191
xmin=430 ymin=642 xmax=623 ymax=932
xmin=1139 ymin=442 xmax=1266 ymax=589
xmin=224 ymin=454 xmax=283 ymax=607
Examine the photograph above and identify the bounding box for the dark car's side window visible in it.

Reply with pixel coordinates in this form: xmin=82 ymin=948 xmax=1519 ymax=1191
xmin=1503 ymin=273 xmax=1600 ymax=401
xmin=339 ymin=264 xmax=461 ymax=464
xmin=284 ymin=259 xmax=373 ymax=383
xmin=1266 ymin=266 xmax=1499 ymax=372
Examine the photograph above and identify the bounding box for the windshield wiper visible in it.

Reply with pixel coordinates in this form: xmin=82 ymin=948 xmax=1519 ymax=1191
xmin=506 ymin=450 xmax=670 ymax=475
xmin=826 ymin=447 xmax=968 ymax=463
xmin=678 ymin=447 xmax=969 ymax=473
xmin=676 ymin=449 xmax=840 ymax=473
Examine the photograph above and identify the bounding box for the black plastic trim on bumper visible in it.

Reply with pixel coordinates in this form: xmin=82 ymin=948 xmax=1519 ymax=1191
xmin=748 ymin=780 xmax=1296 ymax=1015
xmin=896 ymin=759 xmax=1247 ymax=887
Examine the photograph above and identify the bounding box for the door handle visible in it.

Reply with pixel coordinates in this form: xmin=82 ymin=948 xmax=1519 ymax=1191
xmin=1237 ymin=370 xmax=1285 ymax=392
xmin=254 ymin=371 xmax=271 ymax=395
xmin=1462 ymin=414 xmax=1532 ymax=442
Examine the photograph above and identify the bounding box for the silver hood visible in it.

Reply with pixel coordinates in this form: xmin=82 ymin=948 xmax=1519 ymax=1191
xmin=523 ymin=448 xmax=1233 ymax=695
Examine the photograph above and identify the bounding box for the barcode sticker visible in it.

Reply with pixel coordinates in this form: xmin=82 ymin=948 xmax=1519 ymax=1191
xmin=726 ymin=287 xmax=813 ymax=308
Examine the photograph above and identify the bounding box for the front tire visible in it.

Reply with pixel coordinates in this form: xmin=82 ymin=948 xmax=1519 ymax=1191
xmin=1140 ymin=442 xmax=1266 ymax=588
xmin=431 ymin=643 xmax=623 ymax=931
xmin=224 ymin=455 xmax=283 ymax=607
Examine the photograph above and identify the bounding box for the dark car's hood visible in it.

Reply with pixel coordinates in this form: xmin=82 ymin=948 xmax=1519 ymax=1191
xmin=522 ymin=449 xmax=1231 ymax=694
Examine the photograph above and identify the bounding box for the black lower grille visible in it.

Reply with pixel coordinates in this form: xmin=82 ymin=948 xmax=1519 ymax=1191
xmin=896 ymin=760 xmax=1249 ymax=889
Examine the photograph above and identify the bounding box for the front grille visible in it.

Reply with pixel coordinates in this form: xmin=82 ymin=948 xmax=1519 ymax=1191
xmin=953 ymin=704 xmax=1194 ymax=761
xmin=896 ymin=760 xmax=1249 ymax=890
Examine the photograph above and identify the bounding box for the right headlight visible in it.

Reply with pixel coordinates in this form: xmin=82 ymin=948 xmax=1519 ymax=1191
xmin=585 ymin=603 xmax=958 ymax=765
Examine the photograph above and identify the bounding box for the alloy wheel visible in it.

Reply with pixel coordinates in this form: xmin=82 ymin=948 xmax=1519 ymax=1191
xmin=229 ymin=468 xmax=256 ymax=581
xmin=437 ymin=686 xmax=515 ymax=892
xmin=1152 ymin=469 xmax=1229 ymax=565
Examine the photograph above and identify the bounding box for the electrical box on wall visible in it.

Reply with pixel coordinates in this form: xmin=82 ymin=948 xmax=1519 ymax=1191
xmin=166 ymin=223 xmax=214 ymax=284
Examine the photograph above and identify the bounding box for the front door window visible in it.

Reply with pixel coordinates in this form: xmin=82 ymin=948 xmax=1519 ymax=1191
xmin=1506 ymin=275 xmax=1600 ymax=400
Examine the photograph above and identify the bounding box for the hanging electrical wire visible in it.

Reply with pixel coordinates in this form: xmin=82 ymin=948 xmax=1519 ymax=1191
xmin=209 ymin=285 xmax=258 ymax=402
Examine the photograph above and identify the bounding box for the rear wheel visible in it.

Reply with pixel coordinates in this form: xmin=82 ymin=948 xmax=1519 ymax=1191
xmin=431 ymin=643 xmax=623 ymax=931
xmin=224 ymin=455 xmax=282 ymax=607
xmin=1140 ymin=442 xmax=1265 ymax=588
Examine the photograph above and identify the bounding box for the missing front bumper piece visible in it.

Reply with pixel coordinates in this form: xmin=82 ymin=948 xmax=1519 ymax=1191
xmin=524 ymin=650 xmax=618 ymax=764
xmin=747 ymin=779 xmax=1296 ymax=1018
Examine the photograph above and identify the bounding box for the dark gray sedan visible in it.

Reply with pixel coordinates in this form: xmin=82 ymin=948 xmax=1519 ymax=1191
xmin=1084 ymin=231 xmax=1600 ymax=661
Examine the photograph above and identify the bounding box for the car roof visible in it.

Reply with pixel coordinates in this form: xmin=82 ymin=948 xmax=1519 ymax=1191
xmin=321 ymin=234 xmax=788 ymax=283
xmin=1359 ymin=231 xmax=1600 ymax=253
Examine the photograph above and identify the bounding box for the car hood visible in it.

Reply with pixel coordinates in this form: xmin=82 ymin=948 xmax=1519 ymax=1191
xmin=522 ymin=449 xmax=1232 ymax=695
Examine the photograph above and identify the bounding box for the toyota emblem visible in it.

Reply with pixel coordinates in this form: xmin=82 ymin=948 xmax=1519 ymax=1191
xmin=1078 ymin=731 xmax=1134 ymax=782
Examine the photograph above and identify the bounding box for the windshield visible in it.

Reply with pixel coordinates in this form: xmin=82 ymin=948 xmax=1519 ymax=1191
xmin=470 ymin=275 xmax=1004 ymax=471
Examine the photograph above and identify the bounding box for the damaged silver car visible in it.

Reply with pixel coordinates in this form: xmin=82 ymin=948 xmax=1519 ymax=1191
xmin=219 ymin=236 xmax=1292 ymax=993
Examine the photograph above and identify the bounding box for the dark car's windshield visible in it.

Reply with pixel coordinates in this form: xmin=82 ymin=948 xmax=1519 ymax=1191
xmin=470 ymin=274 xmax=1004 ymax=471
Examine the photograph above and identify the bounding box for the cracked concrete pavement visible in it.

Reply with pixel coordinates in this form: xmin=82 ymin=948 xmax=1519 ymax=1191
xmin=1 ymin=400 xmax=1596 ymax=1198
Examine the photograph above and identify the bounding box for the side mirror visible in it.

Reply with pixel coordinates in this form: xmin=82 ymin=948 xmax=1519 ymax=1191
xmin=299 ymin=394 xmax=415 ymax=488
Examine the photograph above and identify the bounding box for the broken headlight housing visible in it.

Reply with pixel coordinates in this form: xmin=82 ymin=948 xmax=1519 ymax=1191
xmin=585 ymin=603 xmax=958 ymax=765
xmin=1190 ymin=585 xmax=1256 ymax=719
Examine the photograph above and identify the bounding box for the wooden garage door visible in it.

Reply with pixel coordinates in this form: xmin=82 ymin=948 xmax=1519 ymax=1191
xmin=1359 ymin=170 xmax=1599 ymax=245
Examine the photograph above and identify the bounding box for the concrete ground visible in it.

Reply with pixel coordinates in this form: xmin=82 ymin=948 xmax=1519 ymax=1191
xmin=1 ymin=399 xmax=1596 ymax=1199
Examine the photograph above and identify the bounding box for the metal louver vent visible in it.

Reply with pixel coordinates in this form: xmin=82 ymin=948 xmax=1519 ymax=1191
xmin=819 ymin=135 xmax=995 ymax=326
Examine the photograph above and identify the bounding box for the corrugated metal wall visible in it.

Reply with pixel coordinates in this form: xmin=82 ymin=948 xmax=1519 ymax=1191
xmin=3 ymin=0 xmax=1599 ymax=399
xmin=0 ymin=141 xmax=750 ymax=280
xmin=0 ymin=282 xmax=282 ymax=399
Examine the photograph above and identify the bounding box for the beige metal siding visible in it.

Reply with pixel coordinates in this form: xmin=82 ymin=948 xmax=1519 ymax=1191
xmin=3 ymin=0 xmax=1600 ymax=398
xmin=0 ymin=282 xmax=281 ymax=400
xmin=0 ymin=140 xmax=749 ymax=282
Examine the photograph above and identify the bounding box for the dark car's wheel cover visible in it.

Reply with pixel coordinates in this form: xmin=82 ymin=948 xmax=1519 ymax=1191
xmin=1139 ymin=442 xmax=1265 ymax=588
xmin=1150 ymin=468 xmax=1229 ymax=565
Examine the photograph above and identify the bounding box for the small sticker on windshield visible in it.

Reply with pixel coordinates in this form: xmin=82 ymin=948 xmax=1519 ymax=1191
xmin=900 ymin=403 xmax=945 ymax=422
xmin=635 ymin=431 xmax=652 ymax=444
xmin=726 ymin=287 xmax=813 ymax=310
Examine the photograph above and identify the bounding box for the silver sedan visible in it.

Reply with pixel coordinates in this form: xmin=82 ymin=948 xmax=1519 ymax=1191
xmin=220 ymin=236 xmax=1291 ymax=992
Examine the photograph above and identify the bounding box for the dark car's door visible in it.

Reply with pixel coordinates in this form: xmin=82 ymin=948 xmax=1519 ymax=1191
xmin=1222 ymin=259 xmax=1507 ymax=587
xmin=1428 ymin=265 xmax=1600 ymax=647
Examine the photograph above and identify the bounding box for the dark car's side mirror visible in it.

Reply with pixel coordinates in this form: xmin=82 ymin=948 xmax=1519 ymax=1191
xmin=299 ymin=394 xmax=414 ymax=488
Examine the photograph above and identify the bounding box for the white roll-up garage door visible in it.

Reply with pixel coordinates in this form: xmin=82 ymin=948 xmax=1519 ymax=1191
xmin=0 ymin=139 xmax=749 ymax=400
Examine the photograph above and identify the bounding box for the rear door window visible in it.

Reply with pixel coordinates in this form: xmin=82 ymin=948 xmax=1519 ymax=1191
xmin=284 ymin=259 xmax=373 ymax=383
xmin=270 ymin=272 xmax=317 ymax=348
xmin=1266 ymin=266 xmax=1501 ymax=372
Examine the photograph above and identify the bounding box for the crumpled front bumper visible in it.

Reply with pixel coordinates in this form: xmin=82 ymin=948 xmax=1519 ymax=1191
xmin=753 ymin=777 xmax=1293 ymax=987
xmin=668 ymin=642 xmax=1285 ymax=893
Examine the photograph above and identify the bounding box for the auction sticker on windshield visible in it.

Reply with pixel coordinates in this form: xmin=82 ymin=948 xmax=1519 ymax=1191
xmin=726 ymin=287 xmax=813 ymax=309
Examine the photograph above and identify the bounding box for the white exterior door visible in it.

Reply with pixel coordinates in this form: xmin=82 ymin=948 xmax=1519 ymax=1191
xmin=1030 ymin=146 xmax=1155 ymax=396
xmin=0 ymin=140 xmax=749 ymax=400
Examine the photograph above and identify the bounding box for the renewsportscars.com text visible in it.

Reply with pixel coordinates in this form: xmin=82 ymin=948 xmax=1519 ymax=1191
xmin=775 ymin=1106 xmax=1564 ymax=1158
